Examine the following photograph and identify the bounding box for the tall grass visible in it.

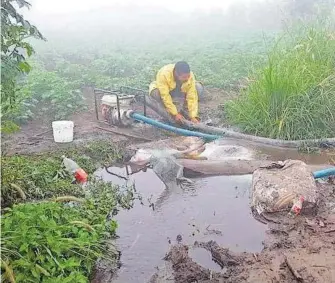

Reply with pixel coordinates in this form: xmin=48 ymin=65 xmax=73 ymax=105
xmin=226 ymin=20 xmax=335 ymax=140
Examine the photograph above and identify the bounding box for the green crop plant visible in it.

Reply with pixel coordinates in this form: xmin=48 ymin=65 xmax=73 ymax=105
xmin=4 ymin=24 xmax=274 ymax=127
xmin=1 ymin=0 xmax=46 ymax=133
xmin=31 ymin=29 xmax=270 ymax=91
xmin=17 ymin=62 xmax=85 ymax=120
xmin=226 ymin=20 xmax=335 ymax=140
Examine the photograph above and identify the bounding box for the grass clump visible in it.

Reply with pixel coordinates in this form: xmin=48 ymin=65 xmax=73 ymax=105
xmin=226 ymin=21 xmax=335 ymax=140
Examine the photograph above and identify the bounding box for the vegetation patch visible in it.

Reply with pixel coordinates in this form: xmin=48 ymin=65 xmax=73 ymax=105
xmin=1 ymin=140 xmax=124 ymax=207
xmin=226 ymin=20 xmax=335 ymax=140
xmin=1 ymin=179 xmax=137 ymax=283
xmin=3 ymin=31 xmax=271 ymax=128
xmin=1 ymin=138 xmax=138 ymax=282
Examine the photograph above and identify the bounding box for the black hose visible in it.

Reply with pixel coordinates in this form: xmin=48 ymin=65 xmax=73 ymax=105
xmin=142 ymin=94 xmax=335 ymax=148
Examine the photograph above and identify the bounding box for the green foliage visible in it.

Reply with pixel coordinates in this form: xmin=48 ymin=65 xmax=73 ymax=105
xmin=34 ymin=31 xmax=270 ymax=90
xmin=1 ymin=202 xmax=103 ymax=283
xmin=1 ymin=140 xmax=124 ymax=207
xmin=0 ymin=190 xmax=129 ymax=283
xmin=1 ymin=154 xmax=83 ymax=207
xmin=1 ymin=141 xmax=137 ymax=282
xmin=1 ymin=0 xmax=45 ymax=131
xmin=225 ymin=20 xmax=335 ymax=140
xmin=82 ymin=179 xmax=138 ymax=227
xmin=17 ymin=62 xmax=85 ymax=120
xmin=0 ymin=120 xmax=20 ymax=134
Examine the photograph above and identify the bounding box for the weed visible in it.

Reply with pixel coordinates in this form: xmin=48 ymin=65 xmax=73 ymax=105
xmin=1 ymin=155 xmax=83 ymax=207
xmin=1 ymin=201 xmax=102 ymax=282
xmin=226 ymin=20 xmax=335 ymax=140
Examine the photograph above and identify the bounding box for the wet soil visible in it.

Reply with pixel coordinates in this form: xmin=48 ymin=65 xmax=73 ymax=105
xmin=92 ymin=136 xmax=334 ymax=283
xmin=149 ymin=181 xmax=335 ymax=283
xmin=2 ymin=87 xmax=231 ymax=156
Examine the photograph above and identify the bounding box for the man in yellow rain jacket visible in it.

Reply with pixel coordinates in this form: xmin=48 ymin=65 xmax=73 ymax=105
xmin=148 ymin=61 xmax=204 ymax=124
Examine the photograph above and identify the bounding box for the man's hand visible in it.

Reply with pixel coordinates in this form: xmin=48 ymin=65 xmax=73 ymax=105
xmin=190 ymin=117 xmax=200 ymax=123
xmin=174 ymin=113 xmax=185 ymax=123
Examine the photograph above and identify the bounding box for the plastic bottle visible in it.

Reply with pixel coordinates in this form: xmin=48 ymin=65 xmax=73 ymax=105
xmin=290 ymin=196 xmax=305 ymax=215
xmin=62 ymin=155 xmax=88 ymax=184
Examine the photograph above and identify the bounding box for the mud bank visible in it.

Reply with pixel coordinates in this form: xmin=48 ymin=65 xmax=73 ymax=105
xmin=150 ymin=181 xmax=335 ymax=283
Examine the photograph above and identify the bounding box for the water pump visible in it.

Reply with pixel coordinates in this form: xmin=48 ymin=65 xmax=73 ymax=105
xmin=94 ymin=87 xmax=145 ymax=127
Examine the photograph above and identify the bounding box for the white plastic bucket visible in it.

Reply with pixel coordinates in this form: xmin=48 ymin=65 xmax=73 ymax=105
xmin=52 ymin=121 xmax=74 ymax=143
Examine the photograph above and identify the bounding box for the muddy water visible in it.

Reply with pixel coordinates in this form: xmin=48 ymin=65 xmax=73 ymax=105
xmin=214 ymin=138 xmax=334 ymax=165
xmin=95 ymin=166 xmax=266 ymax=283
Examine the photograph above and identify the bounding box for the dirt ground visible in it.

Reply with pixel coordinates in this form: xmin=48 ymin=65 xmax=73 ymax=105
xmin=1 ymin=87 xmax=235 ymax=156
xmin=149 ymin=181 xmax=335 ymax=283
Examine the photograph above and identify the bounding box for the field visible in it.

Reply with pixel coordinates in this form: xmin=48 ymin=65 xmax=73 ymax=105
xmin=5 ymin=19 xmax=335 ymax=141
xmin=9 ymin=27 xmax=272 ymax=123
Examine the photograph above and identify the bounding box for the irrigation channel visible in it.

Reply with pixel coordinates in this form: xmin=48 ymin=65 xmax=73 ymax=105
xmin=93 ymin=139 xmax=333 ymax=283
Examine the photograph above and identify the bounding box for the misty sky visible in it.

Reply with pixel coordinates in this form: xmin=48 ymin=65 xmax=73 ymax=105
xmin=23 ymin=0 xmax=269 ymax=33
xmin=27 ymin=0 xmax=260 ymax=16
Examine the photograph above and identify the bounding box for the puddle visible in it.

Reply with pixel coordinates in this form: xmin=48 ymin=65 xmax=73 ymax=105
xmin=94 ymin=166 xmax=266 ymax=283
xmin=214 ymin=138 xmax=333 ymax=165
xmin=189 ymin=248 xmax=223 ymax=272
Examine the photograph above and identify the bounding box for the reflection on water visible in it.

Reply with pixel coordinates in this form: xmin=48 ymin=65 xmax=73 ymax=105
xmin=95 ymin=167 xmax=266 ymax=283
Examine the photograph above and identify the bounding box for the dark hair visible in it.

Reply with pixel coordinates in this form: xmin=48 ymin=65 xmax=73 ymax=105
xmin=175 ymin=61 xmax=190 ymax=75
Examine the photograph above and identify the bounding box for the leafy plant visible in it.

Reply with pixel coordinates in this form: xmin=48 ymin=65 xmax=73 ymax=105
xmin=17 ymin=64 xmax=85 ymax=120
xmin=1 ymin=201 xmax=117 ymax=283
xmin=1 ymin=158 xmax=139 ymax=283
xmin=1 ymin=155 xmax=84 ymax=207
xmin=1 ymin=0 xmax=45 ymax=129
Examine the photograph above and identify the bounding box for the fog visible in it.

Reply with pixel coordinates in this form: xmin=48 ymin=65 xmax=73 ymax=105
xmin=23 ymin=0 xmax=285 ymax=39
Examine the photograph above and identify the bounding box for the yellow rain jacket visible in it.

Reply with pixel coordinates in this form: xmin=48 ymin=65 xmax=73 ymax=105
xmin=149 ymin=64 xmax=198 ymax=119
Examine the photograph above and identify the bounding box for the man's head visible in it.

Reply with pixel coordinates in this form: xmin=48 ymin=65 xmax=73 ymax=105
xmin=174 ymin=61 xmax=191 ymax=82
